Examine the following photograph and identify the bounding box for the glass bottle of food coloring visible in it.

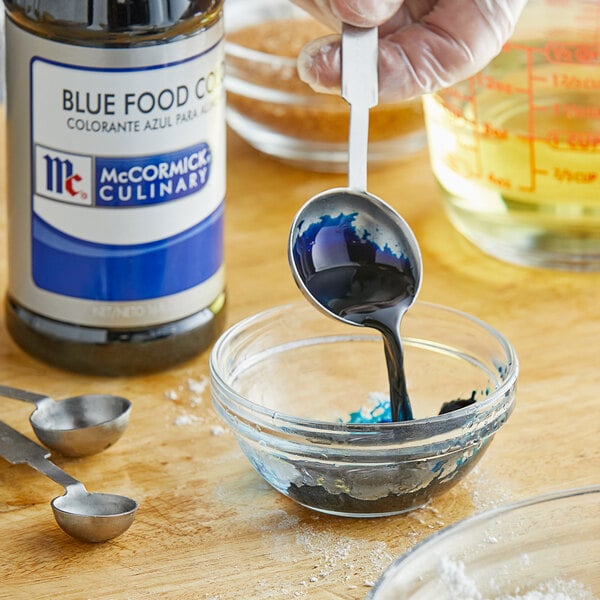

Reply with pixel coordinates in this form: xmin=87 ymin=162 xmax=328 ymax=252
xmin=3 ymin=0 xmax=226 ymax=375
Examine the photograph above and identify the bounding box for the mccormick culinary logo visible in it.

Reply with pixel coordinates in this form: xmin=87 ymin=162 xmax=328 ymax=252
xmin=95 ymin=142 xmax=212 ymax=207
xmin=34 ymin=146 xmax=93 ymax=206
xmin=34 ymin=143 xmax=211 ymax=209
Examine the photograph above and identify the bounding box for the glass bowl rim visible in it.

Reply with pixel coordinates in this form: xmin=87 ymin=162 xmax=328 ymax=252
xmin=367 ymin=484 xmax=600 ymax=598
xmin=209 ymin=301 xmax=519 ymax=433
xmin=225 ymin=39 xmax=298 ymax=68
xmin=224 ymin=0 xmax=317 ymax=66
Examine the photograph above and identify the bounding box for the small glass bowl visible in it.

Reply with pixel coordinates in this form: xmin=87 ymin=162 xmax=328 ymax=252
xmin=368 ymin=486 xmax=600 ymax=599
xmin=210 ymin=302 xmax=518 ymax=518
xmin=224 ymin=0 xmax=426 ymax=172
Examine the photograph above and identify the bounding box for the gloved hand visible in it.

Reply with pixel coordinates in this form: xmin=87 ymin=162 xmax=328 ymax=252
xmin=293 ymin=0 xmax=528 ymax=101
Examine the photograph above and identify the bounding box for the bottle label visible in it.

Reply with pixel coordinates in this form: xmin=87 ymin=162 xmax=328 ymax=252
xmin=6 ymin=17 xmax=225 ymax=327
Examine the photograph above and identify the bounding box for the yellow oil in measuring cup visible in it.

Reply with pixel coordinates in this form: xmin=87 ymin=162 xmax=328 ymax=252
xmin=423 ymin=0 xmax=600 ymax=270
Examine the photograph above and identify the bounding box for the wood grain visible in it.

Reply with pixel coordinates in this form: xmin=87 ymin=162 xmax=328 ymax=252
xmin=0 ymin=118 xmax=598 ymax=600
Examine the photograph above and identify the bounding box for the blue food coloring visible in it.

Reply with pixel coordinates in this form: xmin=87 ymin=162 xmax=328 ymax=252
xmin=344 ymin=390 xmax=479 ymax=424
xmin=292 ymin=212 xmax=417 ymax=422
xmin=346 ymin=392 xmax=393 ymax=424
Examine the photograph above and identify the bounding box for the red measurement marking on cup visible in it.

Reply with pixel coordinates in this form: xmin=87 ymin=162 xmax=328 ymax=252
xmin=482 ymin=123 xmax=508 ymax=139
xmin=552 ymin=72 xmax=600 ymax=90
xmin=553 ymin=167 xmax=598 ymax=183
xmin=440 ymin=36 xmax=599 ymax=193
xmin=475 ymin=73 xmax=522 ymax=94
xmin=520 ymin=45 xmax=539 ymax=193
xmin=547 ymin=131 xmax=600 ymax=152
xmin=553 ymin=103 xmax=600 ymax=119
xmin=468 ymin=77 xmax=483 ymax=178
xmin=545 ymin=42 xmax=599 ymax=64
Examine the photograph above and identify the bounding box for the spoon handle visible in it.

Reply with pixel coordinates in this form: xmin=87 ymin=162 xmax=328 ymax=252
xmin=341 ymin=23 xmax=378 ymax=192
xmin=0 ymin=384 xmax=50 ymax=406
xmin=0 ymin=421 xmax=83 ymax=491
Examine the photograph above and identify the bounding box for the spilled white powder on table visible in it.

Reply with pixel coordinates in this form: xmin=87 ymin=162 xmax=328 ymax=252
xmin=213 ymin=477 xmax=465 ymax=597
xmin=165 ymin=389 xmax=179 ymax=401
xmin=173 ymin=413 xmax=200 ymax=426
xmin=188 ymin=375 xmax=208 ymax=395
xmin=164 ymin=373 xmax=223 ymax=430
xmin=291 ymin=526 xmax=393 ymax=590
xmin=466 ymin=466 xmax=516 ymax=511
xmin=407 ymin=503 xmax=445 ymax=530
xmin=246 ymin=505 xmax=397 ymax=596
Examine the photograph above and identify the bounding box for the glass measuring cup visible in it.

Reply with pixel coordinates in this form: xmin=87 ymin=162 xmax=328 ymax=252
xmin=423 ymin=0 xmax=600 ymax=270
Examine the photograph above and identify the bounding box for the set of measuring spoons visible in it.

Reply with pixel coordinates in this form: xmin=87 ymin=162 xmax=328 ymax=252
xmin=0 ymin=385 xmax=137 ymax=542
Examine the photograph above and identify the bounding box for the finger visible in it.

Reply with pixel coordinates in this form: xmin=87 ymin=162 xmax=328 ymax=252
xmin=329 ymin=0 xmax=404 ymax=27
xmin=379 ymin=0 xmax=528 ymax=99
xmin=297 ymin=34 xmax=342 ymax=94
xmin=297 ymin=0 xmax=528 ymax=101
xmin=292 ymin=0 xmax=404 ymax=28
xmin=290 ymin=0 xmax=340 ymax=30
xmin=378 ymin=0 xmax=436 ymax=36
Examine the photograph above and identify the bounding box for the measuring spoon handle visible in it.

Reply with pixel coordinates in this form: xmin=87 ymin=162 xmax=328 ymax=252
xmin=0 ymin=421 xmax=83 ymax=491
xmin=0 ymin=384 xmax=50 ymax=406
xmin=342 ymin=23 xmax=378 ymax=192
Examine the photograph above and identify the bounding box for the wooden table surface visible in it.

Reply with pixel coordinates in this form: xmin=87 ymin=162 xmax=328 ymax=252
xmin=0 ymin=118 xmax=598 ymax=599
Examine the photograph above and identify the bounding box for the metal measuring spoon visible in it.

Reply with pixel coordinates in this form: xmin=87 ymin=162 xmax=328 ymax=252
xmin=0 ymin=421 xmax=137 ymax=542
xmin=289 ymin=25 xmax=422 ymax=421
xmin=0 ymin=385 xmax=131 ymax=457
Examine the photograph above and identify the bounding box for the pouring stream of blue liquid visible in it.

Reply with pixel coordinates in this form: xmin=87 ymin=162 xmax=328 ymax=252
xmin=290 ymin=199 xmax=420 ymax=422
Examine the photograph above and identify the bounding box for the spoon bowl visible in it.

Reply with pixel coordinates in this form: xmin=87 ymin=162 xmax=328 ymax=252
xmin=0 ymin=385 xmax=131 ymax=457
xmin=52 ymin=489 xmax=138 ymax=543
xmin=289 ymin=187 xmax=422 ymax=325
xmin=0 ymin=420 xmax=138 ymax=542
xmin=30 ymin=394 xmax=132 ymax=458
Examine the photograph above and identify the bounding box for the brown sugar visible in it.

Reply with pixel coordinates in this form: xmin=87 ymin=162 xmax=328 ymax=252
xmin=228 ymin=16 xmax=332 ymax=58
xmin=226 ymin=18 xmax=424 ymax=145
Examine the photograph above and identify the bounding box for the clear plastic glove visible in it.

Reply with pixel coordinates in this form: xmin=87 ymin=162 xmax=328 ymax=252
xmin=293 ymin=0 xmax=528 ymax=101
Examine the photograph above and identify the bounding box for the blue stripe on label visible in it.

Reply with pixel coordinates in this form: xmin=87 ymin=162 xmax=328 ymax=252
xmin=95 ymin=142 xmax=212 ymax=207
xmin=32 ymin=202 xmax=223 ymax=301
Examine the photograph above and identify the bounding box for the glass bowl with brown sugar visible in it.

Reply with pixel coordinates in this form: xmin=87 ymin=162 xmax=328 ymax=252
xmin=224 ymin=0 xmax=426 ymax=172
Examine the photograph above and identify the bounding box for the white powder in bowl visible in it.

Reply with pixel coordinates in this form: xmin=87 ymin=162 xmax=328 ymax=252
xmin=437 ymin=558 xmax=597 ymax=600
xmin=439 ymin=557 xmax=483 ymax=600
